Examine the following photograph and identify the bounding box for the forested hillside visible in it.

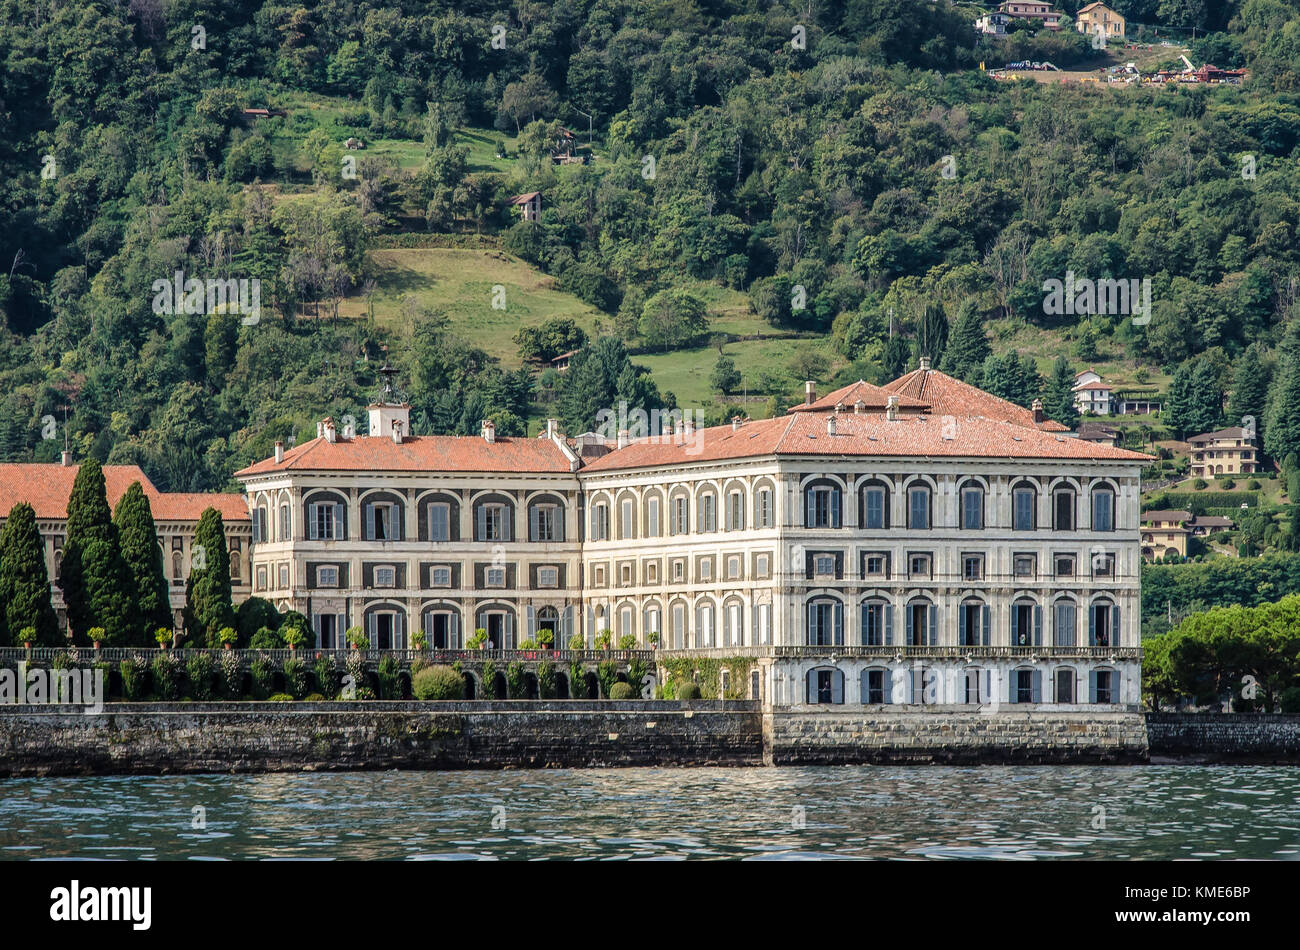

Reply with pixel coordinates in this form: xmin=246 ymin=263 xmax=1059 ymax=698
xmin=2 ymin=0 xmax=1300 ymax=494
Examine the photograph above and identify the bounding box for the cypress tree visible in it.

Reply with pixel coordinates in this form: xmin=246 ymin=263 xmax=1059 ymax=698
xmin=1042 ymin=355 xmax=1080 ymax=429
xmin=882 ymin=333 xmax=910 ymax=379
xmin=915 ymin=304 xmax=949 ymax=368
xmin=940 ymin=298 xmax=991 ymax=384
xmin=59 ymin=458 xmax=132 ymax=645
xmin=1228 ymin=343 xmax=1270 ymax=451
xmin=1164 ymin=363 xmax=1194 ymax=439
xmin=0 ymin=503 xmax=60 ymax=645
xmin=184 ymin=507 xmax=236 ymax=648
xmin=1187 ymin=361 xmax=1225 ymax=436
xmin=1265 ymin=322 xmax=1300 ymax=465
xmin=113 ymin=482 xmax=172 ymax=646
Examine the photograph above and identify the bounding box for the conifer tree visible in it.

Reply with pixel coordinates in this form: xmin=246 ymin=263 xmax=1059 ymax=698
xmin=940 ymin=298 xmax=991 ymax=384
xmin=184 ymin=507 xmax=236 ymax=647
xmin=0 ymin=503 xmax=60 ymax=645
xmin=1187 ymin=361 xmax=1225 ymax=436
xmin=1228 ymin=343 xmax=1270 ymax=452
xmin=882 ymin=334 xmax=910 ymax=380
xmin=113 ymin=482 xmax=172 ymax=646
xmin=59 ymin=459 xmax=132 ymax=645
xmin=1266 ymin=321 xmax=1300 ymax=465
xmin=1164 ymin=363 xmax=1194 ymax=439
xmin=1042 ymin=356 xmax=1080 ymax=429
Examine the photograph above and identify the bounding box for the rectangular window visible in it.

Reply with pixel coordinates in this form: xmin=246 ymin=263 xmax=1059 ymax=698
xmin=864 ymin=554 xmax=886 ymax=577
xmin=1092 ymin=491 xmax=1114 ymax=531
xmin=863 ymin=602 xmax=887 ymax=646
xmin=375 ymin=566 xmax=395 ymax=588
xmin=1056 ymin=669 xmax=1075 ymax=703
xmin=756 ymin=554 xmax=770 ymax=578
xmin=280 ymin=505 xmax=291 ymax=540
xmin=431 ymin=566 xmax=452 ymax=587
xmin=317 ymin=565 xmax=339 ymax=587
xmin=808 ymin=488 xmax=839 ymax=528
xmin=863 ymin=488 xmax=885 ymax=529
xmin=1095 ymin=670 xmax=1113 ymax=704
xmin=486 ymin=567 xmax=506 ymax=588
xmin=594 ymin=565 xmax=606 ymax=586
xmin=621 ymin=499 xmax=634 ymax=539
xmin=646 ymin=561 xmax=659 ymax=584
xmin=672 ymin=559 xmax=685 ymax=582
xmin=1014 ymin=555 xmax=1035 ymax=578
xmin=727 ymin=556 xmax=741 ymax=579
xmin=1055 ymin=555 xmax=1075 ymax=577
xmin=482 ymin=504 xmax=507 ymax=542
xmin=1092 ymin=552 xmax=1114 ymax=578
xmin=865 ymin=670 xmax=885 ymax=704
xmin=757 ymin=489 xmax=773 ymax=528
xmin=647 ymin=497 xmax=661 ymax=537
xmin=699 ymin=558 xmax=712 ymax=581
xmin=909 ymin=554 xmax=931 ymax=578
xmin=367 ymin=502 xmax=396 ymax=541
xmin=813 ymin=554 xmax=835 ymax=577
xmin=908 ymin=488 xmax=929 ymax=529
xmin=755 ymin=604 xmax=771 ymax=644
xmin=590 ymin=505 xmax=608 ymax=542
xmin=1054 ymin=602 xmax=1076 ymax=647
xmin=537 ymin=566 xmax=559 ymax=588
xmin=962 ymin=555 xmax=983 ymax=581
xmin=621 ymin=563 xmax=632 ymax=586
xmin=310 ymin=503 xmax=338 ymax=541
xmin=277 ymin=563 xmax=289 ymax=589
xmin=961 ymin=488 xmax=983 ymax=530
xmin=256 ymin=566 xmax=267 ymax=591
xmin=1013 ymin=489 xmax=1036 ymax=531
xmin=429 ymin=503 xmax=450 ymax=542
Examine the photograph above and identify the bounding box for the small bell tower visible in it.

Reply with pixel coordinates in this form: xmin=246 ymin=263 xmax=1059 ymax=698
xmin=367 ymin=360 xmax=411 ymax=442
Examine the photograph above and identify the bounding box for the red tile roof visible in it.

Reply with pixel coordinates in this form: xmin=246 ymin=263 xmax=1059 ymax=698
xmin=235 ymin=434 xmax=576 ymax=476
xmin=883 ymin=366 xmax=1072 ymax=432
xmin=0 ymin=464 xmax=248 ymax=523
xmin=789 ymin=379 xmax=930 ymax=413
xmin=581 ymin=411 xmax=1151 ymax=472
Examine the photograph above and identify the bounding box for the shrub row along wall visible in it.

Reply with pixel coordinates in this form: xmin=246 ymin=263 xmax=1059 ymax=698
xmin=1146 ymin=713 xmax=1300 ymax=763
xmin=0 ymin=701 xmax=764 ymax=776
xmin=766 ymin=710 xmax=1151 ymax=765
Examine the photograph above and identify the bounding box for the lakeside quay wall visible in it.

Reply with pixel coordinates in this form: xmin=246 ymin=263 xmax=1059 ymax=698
xmin=2 ymin=705 xmax=1298 ymax=775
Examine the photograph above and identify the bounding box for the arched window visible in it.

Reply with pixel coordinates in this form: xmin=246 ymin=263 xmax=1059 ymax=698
xmin=723 ymin=599 xmax=744 ymax=646
xmin=695 ymin=601 xmax=715 ymax=647
xmin=860 ymin=667 xmax=892 ymax=704
xmin=643 ymin=602 xmax=662 ymax=645
xmin=861 ymin=598 xmax=893 ymax=646
xmin=905 ymin=598 xmax=936 ymax=646
xmin=171 ymin=551 xmax=183 ymax=580
xmin=364 ymin=604 xmax=408 ymax=650
xmin=958 ymin=480 xmax=984 ymax=530
xmin=589 ymin=501 xmax=609 ymax=541
xmin=255 ymin=504 xmax=269 ymax=542
xmin=644 ymin=490 xmax=663 ymax=538
xmin=421 ymin=605 xmax=462 ymax=649
xmin=1008 ymin=667 xmax=1042 ymax=704
xmin=959 ymin=599 xmax=989 ymax=646
xmin=279 ymin=503 xmax=291 ymax=540
xmin=906 ymin=483 xmax=931 ymax=530
xmin=1012 ymin=481 xmax=1037 ymax=531
xmin=1091 ymin=485 xmax=1115 ymax=531
xmin=1089 ymin=600 xmax=1120 ymax=646
xmin=528 ymin=495 xmax=565 ymax=542
xmin=804 ymin=480 xmax=842 ymax=529
xmin=859 ymin=480 xmax=890 ymax=530
xmin=1089 ymin=668 xmax=1119 ymax=704
xmin=669 ymin=491 xmax=690 ymax=535
xmin=421 ymin=492 xmax=459 ymax=542
xmin=618 ymin=493 xmax=636 ymax=540
xmin=1010 ymin=598 xmax=1042 ymax=646
xmin=475 ymin=494 xmax=514 ymax=542
xmin=475 ymin=604 xmax=517 ymax=650
xmin=805 ymin=667 xmax=844 ymax=704
xmin=304 ymin=491 xmax=346 ymax=541
xmin=806 ymin=598 xmax=843 ymax=646
xmin=1054 ymin=599 xmax=1077 ymax=647
xmin=697 ymin=491 xmax=718 ymax=533
xmin=1052 ymin=486 xmax=1076 ymax=531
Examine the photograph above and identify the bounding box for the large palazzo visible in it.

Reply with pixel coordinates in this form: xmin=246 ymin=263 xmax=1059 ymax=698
xmin=234 ymin=360 xmax=1148 ymax=711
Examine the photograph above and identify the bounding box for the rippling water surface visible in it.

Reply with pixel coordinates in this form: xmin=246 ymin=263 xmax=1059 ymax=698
xmin=2 ymin=766 xmax=1299 ymax=860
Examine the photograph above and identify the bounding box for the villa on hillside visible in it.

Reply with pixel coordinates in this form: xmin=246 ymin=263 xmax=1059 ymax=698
xmin=996 ymin=1 xmax=1062 ymax=30
xmin=234 ymin=358 xmax=1148 ymax=710
xmin=1075 ymin=2 xmax=1125 ymax=40
xmin=1189 ymin=426 xmax=1256 ymax=477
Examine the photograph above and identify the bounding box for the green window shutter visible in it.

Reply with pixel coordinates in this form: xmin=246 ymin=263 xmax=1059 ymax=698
xmin=1032 ymin=669 xmax=1042 ymax=703
xmin=1033 ymin=605 xmax=1043 ymax=646
xmin=928 ymin=605 xmax=937 ymax=646
xmin=982 ymin=605 xmax=990 ymax=645
xmin=885 ymin=604 xmax=893 ymax=645
xmin=1111 ymin=605 xmax=1121 ymax=647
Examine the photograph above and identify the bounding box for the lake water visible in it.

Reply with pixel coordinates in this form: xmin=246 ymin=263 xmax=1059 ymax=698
xmin=2 ymin=766 xmax=1298 ymax=860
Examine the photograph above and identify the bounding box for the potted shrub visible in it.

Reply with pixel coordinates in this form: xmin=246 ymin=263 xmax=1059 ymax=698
xmin=346 ymin=626 xmax=369 ymax=650
xmin=412 ymin=629 xmax=428 ymax=651
xmin=537 ymin=628 xmax=554 ymax=650
xmin=88 ymin=626 xmax=106 ymax=651
xmin=218 ymin=626 xmax=238 ymax=650
xmin=20 ymin=626 xmax=35 ymax=650
xmin=618 ymin=633 xmax=637 ymax=651
xmin=648 ymin=631 xmax=660 ymax=650
xmin=594 ymin=628 xmax=613 ymax=651
xmin=467 ymin=629 xmax=487 ymax=650
xmin=154 ymin=627 xmax=172 ymax=649
xmin=568 ymin=633 xmax=585 ymax=650
xmin=283 ymin=627 xmax=306 ymax=652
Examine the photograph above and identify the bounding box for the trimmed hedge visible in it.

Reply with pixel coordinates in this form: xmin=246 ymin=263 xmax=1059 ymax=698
xmin=608 ymin=682 xmax=636 ymax=700
xmin=412 ymin=664 xmax=465 ymax=701
xmin=1145 ymin=491 xmax=1259 ymax=514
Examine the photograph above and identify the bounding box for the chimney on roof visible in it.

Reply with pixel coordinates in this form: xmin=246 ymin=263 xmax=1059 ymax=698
xmin=546 ymin=418 xmax=558 ymax=439
xmin=322 ymin=418 xmax=337 ymax=443
xmin=481 ymin=419 xmax=496 ymax=443
xmin=317 ymin=421 xmax=324 ymax=439
xmin=343 ymin=419 xmax=355 ymax=439
xmin=886 ymin=394 xmax=900 ymax=422
xmin=617 ymin=428 xmax=629 ymax=449
xmin=732 ymin=416 xmax=742 ymax=431
xmin=1032 ymin=398 xmax=1044 ymax=424
xmin=391 ymin=419 xmax=404 ymax=444
xmin=919 ymin=355 xmax=931 ymax=372
xmin=805 ymin=380 xmax=816 ymax=406
xmin=854 ymin=400 xmax=866 ymax=414
xmin=827 ymin=415 xmax=837 ymax=436
xmin=683 ymin=418 xmax=695 ymax=438
xmin=60 ymin=450 xmax=72 ymax=466
xmin=274 ymin=441 xmax=284 ymax=463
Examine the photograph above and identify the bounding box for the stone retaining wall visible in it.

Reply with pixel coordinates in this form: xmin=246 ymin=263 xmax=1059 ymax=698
xmin=1146 ymin=713 xmax=1300 ymax=763
xmin=767 ymin=708 xmax=1150 ymax=764
xmin=0 ymin=701 xmax=763 ymax=776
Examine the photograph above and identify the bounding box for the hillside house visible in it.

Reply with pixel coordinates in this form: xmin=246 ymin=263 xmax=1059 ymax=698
xmin=511 ymin=192 xmax=541 ymax=222
xmin=996 ymin=1 xmax=1061 ymax=29
xmin=1076 ymin=3 xmax=1125 ymax=40
xmin=1141 ymin=510 xmax=1191 ymax=559
xmin=1189 ymin=426 xmax=1256 ymax=476
xmin=975 ymin=12 xmax=1010 ymax=34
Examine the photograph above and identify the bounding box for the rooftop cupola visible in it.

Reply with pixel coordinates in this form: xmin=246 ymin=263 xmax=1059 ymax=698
xmin=367 ymin=359 xmax=411 ymax=443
